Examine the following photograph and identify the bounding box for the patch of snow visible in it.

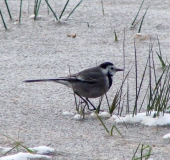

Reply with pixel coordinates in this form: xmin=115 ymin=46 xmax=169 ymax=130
xmin=62 ymin=111 xmax=74 ymax=116
xmin=110 ymin=112 xmax=170 ymax=126
xmin=74 ymin=114 xmax=83 ymax=120
xmin=91 ymin=112 xmax=110 ymax=118
xmin=0 ymin=152 xmax=50 ymax=160
xmin=90 ymin=113 xmax=96 ymax=118
xmin=0 ymin=147 xmax=12 ymax=154
xmin=13 ymin=21 xmax=19 ymax=25
xmin=29 ymin=146 xmax=54 ymax=155
xmin=162 ymin=133 xmax=170 ymax=139
xmin=99 ymin=112 xmax=110 ymax=118
xmin=29 ymin=14 xmax=43 ymax=20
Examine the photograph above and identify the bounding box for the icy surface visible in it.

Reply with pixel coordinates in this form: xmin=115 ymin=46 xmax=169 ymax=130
xmin=62 ymin=111 xmax=75 ymax=116
xmin=0 ymin=152 xmax=50 ymax=160
xmin=91 ymin=112 xmax=110 ymax=118
xmin=162 ymin=133 xmax=170 ymax=139
xmin=73 ymin=114 xmax=83 ymax=120
xmin=0 ymin=147 xmax=12 ymax=154
xmin=111 ymin=112 xmax=170 ymax=126
xmin=29 ymin=146 xmax=55 ymax=155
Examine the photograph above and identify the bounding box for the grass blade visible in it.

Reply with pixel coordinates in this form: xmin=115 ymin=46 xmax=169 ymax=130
xmin=19 ymin=0 xmax=23 ymax=23
xmin=36 ymin=0 xmax=42 ymax=16
xmin=126 ymin=80 xmax=130 ymax=114
xmin=139 ymin=84 xmax=149 ymax=112
xmin=110 ymin=125 xmax=122 ymax=137
xmin=156 ymin=51 xmax=166 ymax=69
xmin=147 ymin=66 xmax=167 ymax=115
xmin=136 ymin=43 xmax=153 ymax=112
xmin=123 ymin=28 xmax=126 ymax=78
xmin=138 ymin=7 xmax=149 ymax=33
xmin=5 ymin=0 xmax=12 ymax=19
xmin=114 ymin=30 xmax=118 ymax=42
xmin=34 ymin=0 xmax=38 ymax=20
xmin=115 ymin=69 xmax=131 ymax=115
xmin=151 ymin=48 xmax=157 ymax=84
xmin=0 ymin=133 xmax=34 ymax=153
xmin=133 ymin=39 xmax=138 ymax=116
xmin=132 ymin=142 xmax=141 ymax=160
xmin=132 ymin=143 xmax=152 ymax=160
xmin=105 ymin=93 xmax=110 ymax=113
xmin=67 ymin=0 xmax=83 ymax=19
xmin=0 ymin=10 xmax=8 ymax=30
xmin=95 ymin=113 xmax=109 ymax=133
xmin=74 ymin=92 xmax=79 ymax=112
xmin=96 ymin=96 xmax=103 ymax=114
xmin=110 ymin=90 xmax=120 ymax=114
xmin=3 ymin=146 xmax=16 ymax=156
xmin=59 ymin=0 xmax=70 ymax=19
xmin=19 ymin=144 xmax=34 ymax=153
xmin=148 ymin=48 xmax=152 ymax=115
xmin=157 ymin=35 xmax=162 ymax=56
xmin=34 ymin=0 xmax=42 ymax=20
xmin=156 ymin=36 xmax=166 ymax=67
xmin=45 ymin=0 xmax=58 ymax=20
xmin=46 ymin=0 xmax=49 ymax=14
xmin=120 ymin=93 xmax=126 ymax=116
xmin=131 ymin=0 xmax=145 ymax=26
xmin=157 ymin=65 xmax=170 ymax=115
xmin=101 ymin=0 xmax=104 ymax=16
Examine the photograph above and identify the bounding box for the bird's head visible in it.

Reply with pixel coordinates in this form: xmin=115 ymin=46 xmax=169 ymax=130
xmin=100 ymin=62 xmax=124 ymax=76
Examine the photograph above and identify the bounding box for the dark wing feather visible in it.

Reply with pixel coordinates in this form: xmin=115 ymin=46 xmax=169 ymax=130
xmin=75 ymin=67 xmax=103 ymax=83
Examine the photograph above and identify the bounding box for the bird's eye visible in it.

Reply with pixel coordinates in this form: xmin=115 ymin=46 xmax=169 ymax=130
xmin=111 ymin=67 xmax=114 ymax=70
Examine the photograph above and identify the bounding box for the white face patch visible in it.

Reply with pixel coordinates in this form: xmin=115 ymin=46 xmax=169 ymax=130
xmin=101 ymin=67 xmax=109 ymax=75
xmin=108 ymin=65 xmax=117 ymax=76
xmin=101 ymin=65 xmax=116 ymax=76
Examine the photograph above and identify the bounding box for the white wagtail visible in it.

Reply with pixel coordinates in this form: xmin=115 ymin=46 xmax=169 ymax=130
xmin=24 ymin=62 xmax=123 ymax=110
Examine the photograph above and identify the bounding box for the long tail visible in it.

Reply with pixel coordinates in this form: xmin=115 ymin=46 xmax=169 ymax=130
xmin=24 ymin=79 xmax=62 ymax=83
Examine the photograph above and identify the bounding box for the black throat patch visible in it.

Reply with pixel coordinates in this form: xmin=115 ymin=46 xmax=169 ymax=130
xmin=107 ymin=71 xmax=112 ymax=88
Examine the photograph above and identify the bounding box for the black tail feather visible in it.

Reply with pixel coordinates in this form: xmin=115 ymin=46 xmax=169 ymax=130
xmin=24 ymin=79 xmax=60 ymax=83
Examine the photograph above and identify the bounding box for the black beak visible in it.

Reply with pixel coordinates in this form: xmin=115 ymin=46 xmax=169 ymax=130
xmin=115 ymin=68 xmax=124 ymax=72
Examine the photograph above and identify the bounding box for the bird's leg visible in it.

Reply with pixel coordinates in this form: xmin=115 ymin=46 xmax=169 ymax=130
xmin=85 ymin=98 xmax=97 ymax=110
xmin=86 ymin=97 xmax=105 ymax=112
xmin=74 ymin=92 xmax=88 ymax=112
xmin=75 ymin=93 xmax=96 ymax=111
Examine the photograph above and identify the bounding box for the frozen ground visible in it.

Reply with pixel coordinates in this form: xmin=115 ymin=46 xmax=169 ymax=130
xmin=0 ymin=0 xmax=170 ymax=159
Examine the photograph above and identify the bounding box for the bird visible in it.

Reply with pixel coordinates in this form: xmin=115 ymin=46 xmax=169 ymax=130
xmin=24 ymin=62 xmax=123 ymax=110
